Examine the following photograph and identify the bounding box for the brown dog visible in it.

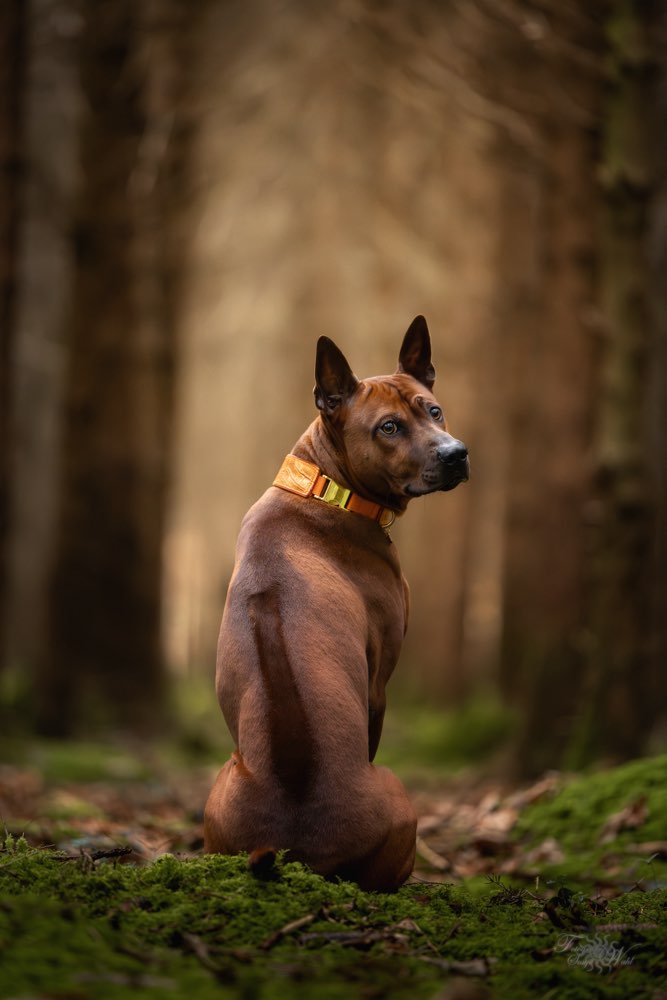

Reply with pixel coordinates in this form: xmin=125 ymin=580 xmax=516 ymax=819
xmin=204 ymin=316 xmax=469 ymax=891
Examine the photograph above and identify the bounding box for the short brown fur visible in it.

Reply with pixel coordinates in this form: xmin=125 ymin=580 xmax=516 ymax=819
xmin=204 ymin=317 xmax=469 ymax=891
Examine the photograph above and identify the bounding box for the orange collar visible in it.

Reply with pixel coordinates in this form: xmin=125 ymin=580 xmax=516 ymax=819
xmin=273 ymin=454 xmax=396 ymax=531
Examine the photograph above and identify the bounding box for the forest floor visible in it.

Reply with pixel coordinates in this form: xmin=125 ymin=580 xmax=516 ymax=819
xmin=0 ymin=735 xmax=666 ymax=999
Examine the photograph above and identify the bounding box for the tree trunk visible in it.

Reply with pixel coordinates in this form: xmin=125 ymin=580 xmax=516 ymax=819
xmin=2 ymin=0 xmax=82 ymax=700
xmin=569 ymin=0 xmax=660 ymax=764
xmin=0 ymin=0 xmax=26 ymax=671
xmin=37 ymin=0 xmax=193 ymax=735
xmin=499 ymin=0 xmax=662 ymax=774
xmin=648 ymin=7 xmax=667 ymax=752
xmin=495 ymin=4 xmax=606 ymax=776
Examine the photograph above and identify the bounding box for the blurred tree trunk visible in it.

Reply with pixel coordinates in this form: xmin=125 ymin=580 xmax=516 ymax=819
xmin=500 ymin=1 xmax=661 ymax=775
xmin=570 ymin=0 xmax=660 ymax=763
xmin=0 ymin=0 xmax=26 ymax=669
xmin=649 ymin=11 xmax=667 ymax=752
xmin=36 ymin=0 xmax=193 ymax=735
xmin=495 ymin=4 xmax=604 ymax=775
xmin=2 ymin=0 xmax=82 ymax=698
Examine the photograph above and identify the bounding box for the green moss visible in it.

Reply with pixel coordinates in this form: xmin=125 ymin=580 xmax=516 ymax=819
xmin=1 ymin=844 xmax=665 ymax=998
xmin=376 ymin=697 xmax=515 ymax=777
xmin=41 ymin=790 xmax=107 ymax=821
xmin=29 ymin=740 xmax=153 ymax=783
xmin=514 ymin=755 xmax=667 ymax=886
xmin=1 ymin=688 xmax=513 ymax=779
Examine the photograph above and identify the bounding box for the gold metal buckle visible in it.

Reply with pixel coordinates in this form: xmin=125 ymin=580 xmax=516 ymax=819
xmin=379 ymin=509 xmax=396 ymax=531
xmin=317 ymin=478 xmax=352 ymax=510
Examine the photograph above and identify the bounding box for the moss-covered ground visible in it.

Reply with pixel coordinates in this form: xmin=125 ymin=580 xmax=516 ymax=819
xmin=1 ymin=746 xmax=667 ymax=998
xmin=512 ymin=754 xmax=667 ymax=891
xmin=1 ymin=838 xmax=665 ymax=1000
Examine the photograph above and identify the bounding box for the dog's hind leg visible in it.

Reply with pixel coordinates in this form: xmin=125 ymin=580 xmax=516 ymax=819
xmin=333 ymin=766 xmax=417 ymax=892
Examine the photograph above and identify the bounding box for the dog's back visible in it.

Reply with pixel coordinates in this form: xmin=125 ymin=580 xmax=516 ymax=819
xmin=204 ymin=319 xmax=468 ymax=890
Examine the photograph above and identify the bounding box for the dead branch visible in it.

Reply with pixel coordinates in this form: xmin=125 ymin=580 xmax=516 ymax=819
xmin=416 ymin=836 xmax=451 ymax=871
xmin=260 ymin=912 xmax=317 ymax=950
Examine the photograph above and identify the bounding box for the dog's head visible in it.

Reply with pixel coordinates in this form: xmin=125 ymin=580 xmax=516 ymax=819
xmin=314 ymin=316 xmax=469 ymax=511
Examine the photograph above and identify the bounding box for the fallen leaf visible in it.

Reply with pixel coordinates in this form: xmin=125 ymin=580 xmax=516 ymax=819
xmin=599 ymin=796 xmax=648 ymax=844
xmin=522 ymin=837 xmax=565 ymax=866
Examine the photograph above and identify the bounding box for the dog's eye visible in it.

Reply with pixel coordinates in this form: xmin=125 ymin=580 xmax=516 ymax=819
xmin=429 ymin=406 xmax=443 ymax=422
xmin=379 ymin=420 xmax=399 ymax=436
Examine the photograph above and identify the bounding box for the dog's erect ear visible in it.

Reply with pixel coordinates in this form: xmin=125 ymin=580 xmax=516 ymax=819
xmin=396 ymin=315 xmax=435 ymax=390
xmin=314 ymin=336 xmax=359 ymax=415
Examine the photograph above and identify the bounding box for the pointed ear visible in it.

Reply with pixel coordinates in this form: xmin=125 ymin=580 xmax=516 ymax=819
xmin=314 ymin=336 xmax=359 ymax=415
xmin=396 ymin=315 xmax=435 ymax=390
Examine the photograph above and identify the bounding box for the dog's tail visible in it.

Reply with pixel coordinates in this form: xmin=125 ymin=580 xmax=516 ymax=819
xmin=248 ymin=846 xmax=277 ymax=879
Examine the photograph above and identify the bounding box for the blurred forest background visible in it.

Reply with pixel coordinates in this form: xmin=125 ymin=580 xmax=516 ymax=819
xmin=1 ymin=0 xmax=666 ymax=779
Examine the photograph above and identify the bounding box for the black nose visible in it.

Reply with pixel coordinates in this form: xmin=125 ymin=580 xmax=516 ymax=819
xmin=437 ymin=440 xmax=468 ymax=466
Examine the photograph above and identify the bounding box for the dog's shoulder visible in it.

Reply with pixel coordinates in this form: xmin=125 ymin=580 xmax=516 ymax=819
xmin=232 ymin=487 xmax=320 ymax=573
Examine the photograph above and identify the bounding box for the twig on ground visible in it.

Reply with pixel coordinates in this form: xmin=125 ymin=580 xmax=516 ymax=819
xmin=419 ymin=955 xmax=497 ymax=977
xmin=416 ymin=836 xmax=451 ymax=871
xmin=260 ymin=913 xmax=317 ymax=950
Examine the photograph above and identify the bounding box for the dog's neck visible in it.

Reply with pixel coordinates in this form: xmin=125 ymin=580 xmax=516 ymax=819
xmin=291 ymin=418 xmax=408 ymax=514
